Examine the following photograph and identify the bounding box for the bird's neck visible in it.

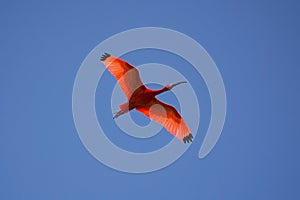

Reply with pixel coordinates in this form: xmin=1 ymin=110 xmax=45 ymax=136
xmin=152 ymin=87 xmax=170 ymax=96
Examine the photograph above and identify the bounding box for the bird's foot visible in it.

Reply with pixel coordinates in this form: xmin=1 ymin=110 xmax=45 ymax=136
xmin=113 ymin=110 xmax=125 ymax=119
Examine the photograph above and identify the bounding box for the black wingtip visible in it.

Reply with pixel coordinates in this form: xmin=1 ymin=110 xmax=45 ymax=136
xmin=100 ymin=52 xmax=111 ymax=61
xmin=183 ymin=133 xmax=193 ymax=144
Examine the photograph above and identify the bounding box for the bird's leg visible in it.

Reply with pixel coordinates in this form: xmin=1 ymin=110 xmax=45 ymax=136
xmin=113 ymin=102 xmax=130 ymax=119
xmin=113 ymin=110 xmax=125 ymax=119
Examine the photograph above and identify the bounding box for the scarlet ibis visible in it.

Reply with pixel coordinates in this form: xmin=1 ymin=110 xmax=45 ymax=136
xmin=101 ymin=53 xmax=193 ymax=143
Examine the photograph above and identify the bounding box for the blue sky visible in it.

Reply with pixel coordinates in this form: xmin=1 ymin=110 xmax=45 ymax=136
xmin=1 ymin=0 xmax=300 ymax=199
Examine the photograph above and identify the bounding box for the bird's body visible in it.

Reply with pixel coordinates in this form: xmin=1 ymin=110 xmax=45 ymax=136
xmin=129 ymin=87 xmax=168 ymax=109
xmin=101 ymin=53 xmax=193 ymax=143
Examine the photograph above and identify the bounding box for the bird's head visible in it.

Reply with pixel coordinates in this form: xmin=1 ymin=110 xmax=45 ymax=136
xmin=166 ymin=81 xmax=187 ymax=90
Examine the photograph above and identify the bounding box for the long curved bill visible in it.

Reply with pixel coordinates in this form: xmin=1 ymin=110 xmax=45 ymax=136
xmin=170 ymin=81 xmax=187 ymax=89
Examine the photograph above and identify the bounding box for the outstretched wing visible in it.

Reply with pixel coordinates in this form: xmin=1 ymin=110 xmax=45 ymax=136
xmin=101 ymin=53 xmax=146 ymax=99
xmin=136 ymin=98 xmax=193 ymax=143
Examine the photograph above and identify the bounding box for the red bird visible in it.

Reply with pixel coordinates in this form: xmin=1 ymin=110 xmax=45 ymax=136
xmin=101 ymin=53 xmax=193 ymax=143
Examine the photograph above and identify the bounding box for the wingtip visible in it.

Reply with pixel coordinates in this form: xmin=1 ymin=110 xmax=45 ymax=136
xmin=100 ymin=52 xmax=111 ymax=61
xmin=183 ymin=133 xmax=193 ymax=144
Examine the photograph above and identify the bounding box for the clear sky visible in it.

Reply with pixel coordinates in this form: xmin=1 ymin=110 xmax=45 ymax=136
xmin=1 ymin=0 xmax=299 ymax=199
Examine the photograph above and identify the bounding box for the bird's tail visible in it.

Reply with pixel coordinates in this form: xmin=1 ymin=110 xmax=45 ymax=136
xmin=119 ymin=102 xmax=129 ymax=111
xmin=113 ymin=102 xmax=129 ymax=119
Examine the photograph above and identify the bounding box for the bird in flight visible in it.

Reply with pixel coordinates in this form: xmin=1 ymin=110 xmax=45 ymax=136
xmin=101 ymin=53 xmax=193 ymax=143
